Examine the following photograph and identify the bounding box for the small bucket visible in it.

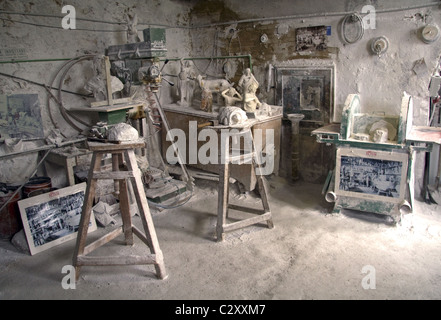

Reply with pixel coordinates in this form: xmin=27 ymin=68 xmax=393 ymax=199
xmin=23 ymin=177 xmax=52 ymax=199
xmin=27 ymin=187 xmax=58 ymax=198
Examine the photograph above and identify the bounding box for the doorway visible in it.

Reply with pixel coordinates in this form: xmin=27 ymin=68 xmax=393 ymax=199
xmin=275 ymin=64 xmax=336 ymax=183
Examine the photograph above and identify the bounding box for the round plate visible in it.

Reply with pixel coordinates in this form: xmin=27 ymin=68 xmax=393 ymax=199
xmin=371 ymin=36 xmax=389 ymax=56
xmin=421 ymin=24 xmax=440 ymax=43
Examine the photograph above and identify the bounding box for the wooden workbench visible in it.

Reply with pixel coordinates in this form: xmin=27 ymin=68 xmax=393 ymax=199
xmin=160 ymin=103 xmax=282 ymax=191
xmin=45 ymin=143 xmax=93 ymax=186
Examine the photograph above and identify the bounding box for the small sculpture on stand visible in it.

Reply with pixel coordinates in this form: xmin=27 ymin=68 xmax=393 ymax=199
xmin=84 ymin=56 xmax=106 ymax=101
xmin=125 ymin=13 xmax=141 ymax=43
xmin=238 ymin=68 xmax=261 ymax=114
xmin=84 ymin=56 xmax=124 ymax=102
xmin=197 ymin=75 xmax=231 ymax=109
xmin=110 ymin=60 xmax=132 ymax=97
xmin=219 ymin=106 xmax=248 ymax=126
xmin=221 ymin=87 xmax=242 ymax=107
xmin=177 ymin=58 xmax=196 ymax=107
xmin=200 ymin=88 xmax=213 ymax=112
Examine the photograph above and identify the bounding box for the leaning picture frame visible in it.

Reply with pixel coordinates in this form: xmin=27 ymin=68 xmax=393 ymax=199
xmin=335 ymin=147 xmax=409 ymax=204
xmin=18 ymin=182 xmax=96 ymax=255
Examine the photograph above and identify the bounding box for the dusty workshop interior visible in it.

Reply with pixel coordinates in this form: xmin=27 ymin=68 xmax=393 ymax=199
xmin=1 ymin=0 xmax=441 ymax=302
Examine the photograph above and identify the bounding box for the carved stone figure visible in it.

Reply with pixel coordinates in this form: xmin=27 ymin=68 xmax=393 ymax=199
xmin=84 ymin=56 xmax=124 ymax=101
xmin=243 ymin=92 xmax=262 ymax=112
xmin=84 ymin=56 xmax=106 ymax=100
xmin=238 ymin=68 xmax=259 ymax=95
xmin=369 ymin=120 xmax=397 ymax=143
xmin=219 ymin=106 xmax=248 ymax=126
xmin=221 ymin=87 xmax=242 ymax=107
xmin=197 ymin=75 xmax=231 ymax=105
xmin=110 ymin=61 xmax=132 ymax=97
xmin=238 ymin=68 xmax=261 ymax=112
xmin=177 ymin=58 xmax=196 ymax=107
xmin=200 ymin=88 xmax=213 ymax=112
xmin=125 ymin=13 xmax=141 ymax=43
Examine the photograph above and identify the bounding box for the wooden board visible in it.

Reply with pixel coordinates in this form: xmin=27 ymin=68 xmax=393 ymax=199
xmin=407 ymin=126 xmax=441 ymax=145
xmin=161 ymin=104 xmax=282 ymax=191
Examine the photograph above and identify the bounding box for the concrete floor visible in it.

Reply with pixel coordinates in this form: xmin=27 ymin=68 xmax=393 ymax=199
xmin=1 ymin=175 xmax=441 ymax=300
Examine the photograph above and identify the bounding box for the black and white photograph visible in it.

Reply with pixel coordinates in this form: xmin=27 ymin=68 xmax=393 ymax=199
xmin=295 ymin=25 xmax=328 ymax=52
xmin=339 ymin=155 xmax=403 ymax=198
xmin=18 ymin=183 xmax=96 ymax=255
xmin=335 ymin=148 xmax=409 ymax=202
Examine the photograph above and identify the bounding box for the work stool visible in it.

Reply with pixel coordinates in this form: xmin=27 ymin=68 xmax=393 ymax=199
xmin=72 ymin=140 xmax=167 ymax=281
xmin=216 ymin=127 xmax=274 ymax=241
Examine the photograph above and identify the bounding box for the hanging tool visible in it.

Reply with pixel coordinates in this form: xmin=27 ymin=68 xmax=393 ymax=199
xmin=197 ymin=119 xmax=219 ymax=129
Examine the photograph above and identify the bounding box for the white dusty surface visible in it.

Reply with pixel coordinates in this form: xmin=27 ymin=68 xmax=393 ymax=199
xmin=1 ymin=176 xmax=441 ymax=300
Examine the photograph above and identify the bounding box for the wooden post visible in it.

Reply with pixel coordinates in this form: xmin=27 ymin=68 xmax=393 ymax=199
xmin=72 ymin=151 xmax=103 ymax=281
xmin=104 ymin=56 xmax=113 ymax=106
xmin=215 ymin=128 xmax=274 ymax=241
xmin=72 ymin=141 xmax=167 ymax=281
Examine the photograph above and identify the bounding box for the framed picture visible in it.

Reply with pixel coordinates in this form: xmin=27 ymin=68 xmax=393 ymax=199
xmin=18 ymin=182 xmax=96 ymax=255
xmin=335 ymin=148 xmax=409 ymax=203
xmin=274 ymin=64 xmax=335 ymax=122
xmin=295 ymin=25 xmax=328 ymax=52
xmin=0 ymin=94 xmax=44 ymax=140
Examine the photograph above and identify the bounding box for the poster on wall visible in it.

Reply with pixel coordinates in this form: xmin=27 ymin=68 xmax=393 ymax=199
xmin=18 ymin=183 xmax=97 ymax=255
xmin=295 ymin=25 xmax=328 ymax=51
xmin=0 ymin=94 xmax=44 ymax=140
xmin=274 ymin=65 xmax=334 ymax=121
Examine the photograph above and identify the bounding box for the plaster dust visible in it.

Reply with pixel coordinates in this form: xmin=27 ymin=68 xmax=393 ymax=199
xmin=1 ymin=176 xmax=441 ymax=300
xmin=0 ymin=140 xmax=40 ymax=185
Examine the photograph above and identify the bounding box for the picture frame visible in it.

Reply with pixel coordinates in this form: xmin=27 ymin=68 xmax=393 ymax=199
xmin=295 ymin=25 xmax=328 ymax=52
xmin=335 ymin=148 xmax=409 ymax=203
xmin=18 ymin=182 xmax=96 ymax=255
xmin=274 ymin=64 xmax=335 ymax=122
